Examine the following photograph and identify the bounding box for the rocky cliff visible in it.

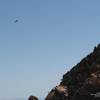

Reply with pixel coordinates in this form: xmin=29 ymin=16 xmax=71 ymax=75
xmin=45 ymin=44 xmax=100 ymax=100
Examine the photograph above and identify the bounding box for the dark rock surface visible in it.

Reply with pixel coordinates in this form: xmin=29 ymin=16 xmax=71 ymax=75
xmin=45 ymin=44 xmax=100 ymax=100
xmin=28 ymin=95 xmax=38 ymax=100
xmin=45 ymin=85 xmax=68 ymax=100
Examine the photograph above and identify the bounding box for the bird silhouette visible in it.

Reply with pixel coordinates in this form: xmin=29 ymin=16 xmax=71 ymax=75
xmin=14 ymin=20 xmax=18 ymax=23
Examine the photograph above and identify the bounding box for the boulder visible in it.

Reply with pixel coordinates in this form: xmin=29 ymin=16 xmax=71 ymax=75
xmin=28 ymin=95 xmax=38 ymax=100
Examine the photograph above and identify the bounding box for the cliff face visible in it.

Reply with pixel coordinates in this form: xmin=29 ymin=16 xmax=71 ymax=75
xmin=45 ymin=44 xmax=100 ymax=100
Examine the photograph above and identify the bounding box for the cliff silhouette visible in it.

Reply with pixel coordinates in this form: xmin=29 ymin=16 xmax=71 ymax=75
xmin=45 ymin=44 xmax=100 ymax=100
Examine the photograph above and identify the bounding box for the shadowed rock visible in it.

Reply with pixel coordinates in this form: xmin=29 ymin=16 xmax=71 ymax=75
xmin=45 ymin=44 xmax=100 ymax=100
xmin=28 ymin=95 xmax=38 ymax=100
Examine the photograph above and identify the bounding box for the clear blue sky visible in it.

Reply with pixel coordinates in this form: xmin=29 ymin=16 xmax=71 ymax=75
xmin=0 ymin=0 xmax=100 ymax=99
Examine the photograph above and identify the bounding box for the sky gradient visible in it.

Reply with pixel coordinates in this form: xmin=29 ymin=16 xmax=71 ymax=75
xmin=0 ymin=0 xmax=100 ymax=99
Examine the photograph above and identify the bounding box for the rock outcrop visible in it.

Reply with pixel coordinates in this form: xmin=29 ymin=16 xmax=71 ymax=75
xmin=28 ymin=95 xmax=38 ymax=100
xmin=45 ymin=44 xmax=100 ymax=100
xmin=45 ymin=85 xmax=68 ymax=100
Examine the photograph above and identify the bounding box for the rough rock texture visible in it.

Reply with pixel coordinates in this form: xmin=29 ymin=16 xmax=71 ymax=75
xmin=45 ymin=44 xmax=100 ymax=100
xmin=45 ymin=85 xmax=68 ymax=100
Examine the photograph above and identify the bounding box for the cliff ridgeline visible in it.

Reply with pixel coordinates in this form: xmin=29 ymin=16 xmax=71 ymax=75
xmin=45 ymin=44 xmax=100 ymax=100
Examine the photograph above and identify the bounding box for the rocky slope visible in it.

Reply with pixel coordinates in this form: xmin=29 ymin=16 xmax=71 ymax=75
xmin=45 ymin=44 xmax=100 ymax=100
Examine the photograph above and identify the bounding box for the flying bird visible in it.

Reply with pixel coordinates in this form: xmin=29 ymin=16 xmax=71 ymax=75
xmin=14 ymin=20 xmax=19 ymax=23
